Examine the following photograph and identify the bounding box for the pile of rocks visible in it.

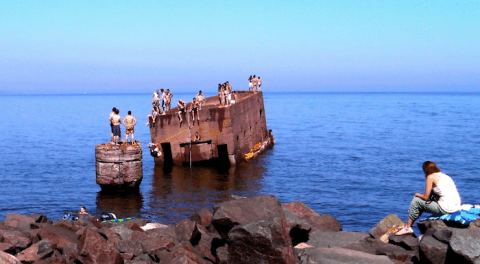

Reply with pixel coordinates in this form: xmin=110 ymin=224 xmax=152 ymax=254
xmin=1 ymin=194 xmax=480 ymax=263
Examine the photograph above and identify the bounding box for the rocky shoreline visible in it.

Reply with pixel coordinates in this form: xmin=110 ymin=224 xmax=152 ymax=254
xmin=1 ymin=194 xmax=479 ymax=264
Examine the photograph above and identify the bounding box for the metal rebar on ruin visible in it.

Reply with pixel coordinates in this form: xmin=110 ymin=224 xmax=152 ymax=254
xmin=95 ymin=143 xmax=143 ymax=192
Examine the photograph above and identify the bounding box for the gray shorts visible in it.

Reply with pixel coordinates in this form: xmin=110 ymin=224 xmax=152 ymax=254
xmin=113 ymin=125 xmax=121 ymax=137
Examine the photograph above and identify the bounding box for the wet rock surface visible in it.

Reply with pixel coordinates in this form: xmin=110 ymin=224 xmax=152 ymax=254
xmin=2 ymin=195 xmax=480 ymax=263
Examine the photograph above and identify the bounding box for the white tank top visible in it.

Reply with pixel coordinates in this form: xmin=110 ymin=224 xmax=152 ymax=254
xmin=432 ymin=172 xmax=461 ymax=213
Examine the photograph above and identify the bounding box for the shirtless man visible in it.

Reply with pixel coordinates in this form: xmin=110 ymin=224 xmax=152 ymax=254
xmin=123 ymin=111 xmax=137 ymax=144
xmin=79 ymin=206 xmax=89 ymax=215
xmin=258 ymin=76 xmax=262 ymax=91
xmin=165 ymin=89 xmax=173 ymax=111
xmin=252 ymin=75 xmax=258 ymax=92
xmin=177 ymin=99 xmax=187 ymax=125
xmin=196 ymin=90 xmax=205 ymax=110
xmin=218 ymin=84 xmax=225 ymax=107
xmin=152 ymin=90 xmax=159 ymax=107
xmin=146 ymin=106 xmax=159 ymax=126
xmin=109 ymin=107 xmax=117 ymax=142
xmin=248 ymin=75 xmax=253 ymax=91
xmin=189 ymin=98 xmax=200 ymax=125
xmin=112 ymin=109 xmax=122 ymax=144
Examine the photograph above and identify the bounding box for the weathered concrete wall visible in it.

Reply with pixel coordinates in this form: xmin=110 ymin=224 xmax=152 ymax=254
xmin=150 ymin=91 xmax=269 ymax=165
xmin=95 ymin=144 xmax=143 ymax=190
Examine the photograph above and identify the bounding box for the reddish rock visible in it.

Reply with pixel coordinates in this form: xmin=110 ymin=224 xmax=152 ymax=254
xmin=189 ymin=208 xmax=213 ymax=227
xmin=0 ymin=230 xmax=32 ymax=249
xmin=216 ymin=245 xmax=228 ymax=264
xmin=125 ymin=223 xmax=144 ymax=232
xmin=98 ymin=227 xmax=122 ymax=247
xmin=78 ymin=228 xmax=123 ymax=264
xmin=145 ymin=224 xmax=177 ymax=241
xmin=0 ymin=251 xmax=20 ymax=264
xmin=53 ymin=219 xmax=78 ymax=232
xmin=152 ymin=248 xmax=174 ymax=264
xmin=27 ymin=214 xmax=49 ymax=224
xmin=114 ymin=240 xmax=144 ymax=257
xmin=38 ymin=224 xmax=78 ymax=251
xmin=130 ymin=230 xmax=175 ymax=253
xmin=170 ymin=254 xmax=197 ymax=264
xmin=121 ymin=252 xmax=134 ymax=261
xmin=170 ymin=241 xmax=207 ymax=264
xmin=4 ymin=214 xmax=36 ymax=230
xmin=175 ymin=219 xmax=199 ymax=244
xmin=282 ymin=201 xmax=319 ymax=220
xmin=16 ymin=240 xmax=53 ymax=263
xmin=306 ymin=214 xmax=342 ymax=232
xmin=195 ymin=229 xmax=221 ymax=263
xmin=0 ymin=242 xmax=15 ymax=254
xmin=228 ymin=216 xmax=295 ymax=264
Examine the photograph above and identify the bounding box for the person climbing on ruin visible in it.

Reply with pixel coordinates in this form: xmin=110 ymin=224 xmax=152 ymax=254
xmin=395 ymin=161 xmax=461 ymax=236
xmin=148 ymin=143 xmax=162 ymax=158
xmin=112 ymin=109 xmax=122 ymax=144
xmin=123 ymin=110 xmax=137 ymax=144
xmin=177 ymin=99 xmax=187 ymax=126
xmin=196 ymin=90 xmax=205 ymax=110
xmin=189 ymin=97 xmax=200 ymax=125
xmin=109 ymin=107 xmax=117 ymax=142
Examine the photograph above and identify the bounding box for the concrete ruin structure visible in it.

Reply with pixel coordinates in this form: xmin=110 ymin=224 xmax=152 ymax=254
xmin=148 ymin=91 xmax=274 ymax=166
xmin=95 ymin=143 xmax=143 ymax=191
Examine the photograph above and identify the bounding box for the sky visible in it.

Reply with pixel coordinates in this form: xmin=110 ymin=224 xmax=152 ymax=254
xmin=0 ymin=0 xmax=479 ymax=94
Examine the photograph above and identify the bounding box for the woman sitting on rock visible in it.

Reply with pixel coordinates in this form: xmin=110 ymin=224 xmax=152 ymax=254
xmin=396 ymin=161 xmax=461 ymax=235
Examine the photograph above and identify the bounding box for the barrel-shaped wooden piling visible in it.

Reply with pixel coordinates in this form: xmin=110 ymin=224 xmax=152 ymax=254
xmin=95 ymin=143 xmax=143 ymax=190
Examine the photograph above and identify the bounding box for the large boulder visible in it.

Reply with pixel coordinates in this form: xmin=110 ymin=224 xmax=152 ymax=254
xmin=388 ymin=234 xmax=418 ymax=251
xmin=0 ymin=230 xmax=32 ymax=250
xmin=114 ymin=240 xmax=144 ymax=257
xmin=417 ymin=219 xmax=447 ymax=234
xmin=4 ymin=214 xmax=36 ymax=230
xmin=98 ymin=227 xmax=123 ymax=247
xmin=283 ymin=208 xmax=312 ymax=246
xmin=110 ymin=224 xmax=134 ymax=240
xmin=228 ymin=217 xmax=294 ymax=264
xmin=296 ymin=247 xmax=395 ymax=264
xmin=189 ymin=208 xmax=213 ymax=227
xmin=16 ymin=240 xmax=54 ymax=263
xmin=212 ymin=195 xmax=294 ymax=264
xmin=282 ymin=201 xmax=342 ymax=232
xmin=0 ymin=251 xmax=20 ymax=264
xmin=369 ymin=214 xmax=404 ymax=240
xmin=38 ymin=224 xmax=78 ymax=251
xmin=77 ymin=228 xmax=123 ymax=264
xmin=175 ymin=219 xmax=200 ymax=244
xmin=130 ymin=230 xmax=175 ymax=254
xmin=417 ymin=235 xmax=448 ymax=264
xmin=448 ymin=228 xmax=480 ymax=263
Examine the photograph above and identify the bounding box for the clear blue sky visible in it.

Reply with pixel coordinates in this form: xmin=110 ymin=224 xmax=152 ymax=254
xmin=0 ymin=1 xmax=479 ymax=94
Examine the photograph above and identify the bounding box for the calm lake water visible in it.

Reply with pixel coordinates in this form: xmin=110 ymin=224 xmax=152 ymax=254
xmin=2 ymin=92 xmax=480 ymax=232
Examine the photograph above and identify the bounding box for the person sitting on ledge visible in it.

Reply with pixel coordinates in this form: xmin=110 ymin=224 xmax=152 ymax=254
xmin=79 ymin=206 xmax=89 ymax=215
xmin=395 ymin=161 xmax=461 ymax=235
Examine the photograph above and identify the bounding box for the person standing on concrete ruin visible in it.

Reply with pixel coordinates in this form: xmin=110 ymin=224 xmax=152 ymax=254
xmin=196 ymin=90 xmax=205 ymax=110
xmin=123 ymin=111 xmax=137 ymax=144
xmin=189 ymin=97 xmax=200 ymax=125
xmin=109 ymin=107 xmax=117 ymax=142
xmin=252 ymin=75 xmax=258 ymax=92
xmin=160 ymin=88 xmax=166 ymax=113
xmin=177 ymin=99 xmax=187 ymax=125
xmin=258 ymin=76 xmax=262 ymax=91
xmin=395 ymin=161 xmax=461 ymax=236
xmin=112 ymin=109 xmax=122 ymax=144
xmin=218 ymin=84 xmax=225 ymax=107
xmin=165 ymin=89 xmax=173 ymax=111
xmin=152 ymin=90 xmax=160 ymax=107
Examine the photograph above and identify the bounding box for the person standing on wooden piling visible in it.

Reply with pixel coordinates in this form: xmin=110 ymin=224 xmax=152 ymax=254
xmin=123 ymin=110 xmax=137 ymax=144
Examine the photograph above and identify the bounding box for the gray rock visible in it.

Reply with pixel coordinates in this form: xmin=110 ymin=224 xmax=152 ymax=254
xmin=369 ymin=214 xmax=404 ymax=239
xmin=296 ymin=247 xmax=394 ymax=264
xmin=448 ymin=228 xmax=480 ymax=262
xmin=417 ymin=235 xmax=448 ymax=264
xmin=110 ymin=224 xmax=134 ymax=240
xmin=283 ymin=208 xmax=312 ymax=246
xmin=388 ymin=233 xmax=418 ymax=251
xmin=342 ymin=237 xmax=416 ymax=263
xmin=307 ymin=230 xmax=369 ymax=248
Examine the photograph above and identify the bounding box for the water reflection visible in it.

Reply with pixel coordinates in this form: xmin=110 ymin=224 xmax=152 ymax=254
xmin=144 ymin=162 xmax=267 ymax=224
xmin=96 ymin=191 xmax=144 ymax=219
